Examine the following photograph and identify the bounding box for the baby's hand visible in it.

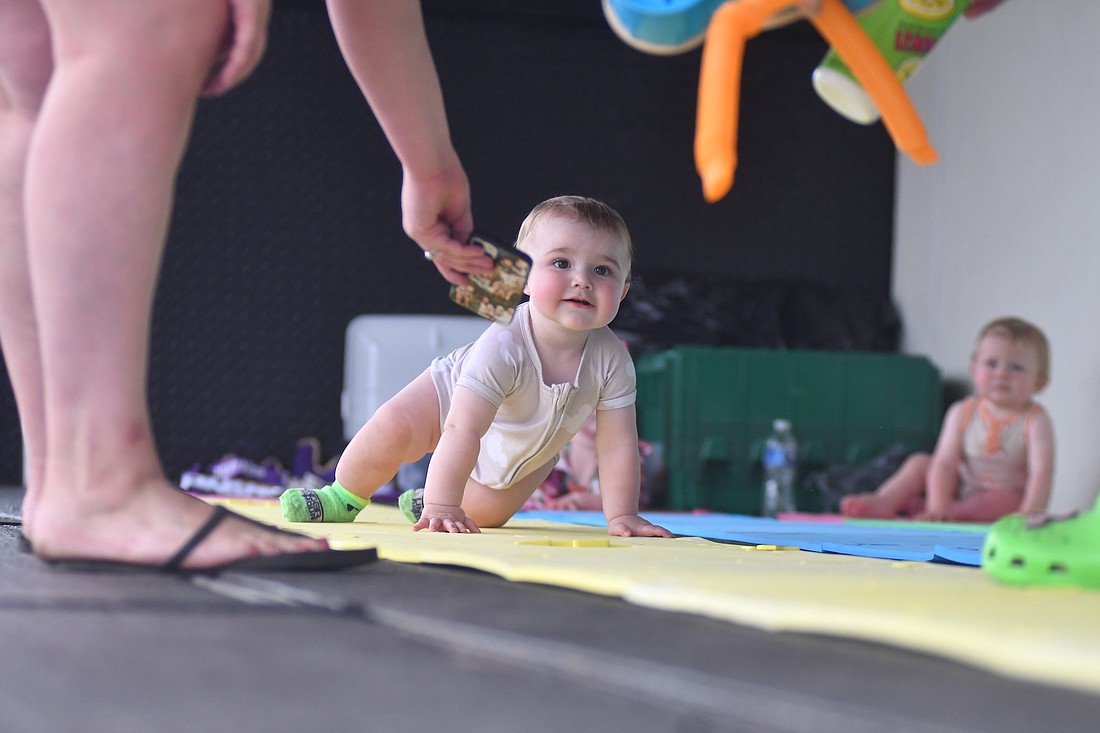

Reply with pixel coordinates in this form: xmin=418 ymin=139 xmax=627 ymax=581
xmin=413 ymin=503 xmax=480 ymax=534
xmin=607 ymin=514 xmax=673 ymax=538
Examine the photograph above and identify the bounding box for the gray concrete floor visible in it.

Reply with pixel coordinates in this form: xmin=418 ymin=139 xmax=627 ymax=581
xmin=2 ymin=486 xmax=1098 ymax=733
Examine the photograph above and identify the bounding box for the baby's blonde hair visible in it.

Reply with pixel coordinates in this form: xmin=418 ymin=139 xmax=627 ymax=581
xmin=515 ymin=195 xmax=633 ymax=278
xmin=973 ymin=316 xmax=1051 ymax=387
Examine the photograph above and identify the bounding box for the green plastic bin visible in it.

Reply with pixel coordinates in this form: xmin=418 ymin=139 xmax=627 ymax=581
xmin=636 ymin=346 xmax=942 ymax=514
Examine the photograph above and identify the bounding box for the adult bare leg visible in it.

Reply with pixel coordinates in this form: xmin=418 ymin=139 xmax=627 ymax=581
xmin=0 ymin=0 xmax=52 ymax=528
xmin=23 ymin=0 xmax=325 ymax=566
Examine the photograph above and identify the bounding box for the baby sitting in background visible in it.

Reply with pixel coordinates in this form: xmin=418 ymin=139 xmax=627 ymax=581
xmin=842 ymin=317 xmax=1054 ymax=522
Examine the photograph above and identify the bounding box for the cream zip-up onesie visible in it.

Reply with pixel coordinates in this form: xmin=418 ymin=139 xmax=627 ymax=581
xmin=429 ymin=303 xmax=636 ymax=489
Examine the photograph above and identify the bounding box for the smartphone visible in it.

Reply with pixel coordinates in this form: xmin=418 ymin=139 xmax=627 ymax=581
xmin=448 ymin=234 xmax=532 ymax=325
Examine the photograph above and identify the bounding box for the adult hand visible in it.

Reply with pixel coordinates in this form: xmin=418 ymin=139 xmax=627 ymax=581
xmin=401 ymin=160 xmax=493 ymax=286
xmin=203 ymin=0 xmax=272 ymax=96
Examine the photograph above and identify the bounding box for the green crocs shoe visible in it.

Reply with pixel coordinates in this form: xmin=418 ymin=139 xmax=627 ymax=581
xmin=982 ymin=496 xmax=1100 ymax=589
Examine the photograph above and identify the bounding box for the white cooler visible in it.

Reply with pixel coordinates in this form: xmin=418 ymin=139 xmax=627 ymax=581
xmin=341 ymin=314 xmax=488 ymax=441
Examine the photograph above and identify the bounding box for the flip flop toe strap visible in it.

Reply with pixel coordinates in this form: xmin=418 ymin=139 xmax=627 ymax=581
xmin=162 ymin=505 xmax=231 ymax=572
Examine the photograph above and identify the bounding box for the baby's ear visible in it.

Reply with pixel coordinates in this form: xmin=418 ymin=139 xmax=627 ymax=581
xmin=619 ymin=280 xmax=631 ymax=301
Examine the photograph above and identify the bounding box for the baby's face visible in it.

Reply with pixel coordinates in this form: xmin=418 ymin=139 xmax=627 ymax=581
xmin=970 ymin=333 xmax=1045 ymax=410
xmin=521 ymin=216 xmax=631 ymax=334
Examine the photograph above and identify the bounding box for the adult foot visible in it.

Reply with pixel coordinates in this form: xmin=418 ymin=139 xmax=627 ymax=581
xmin=27 ymin=477 xmax=331 ymax=571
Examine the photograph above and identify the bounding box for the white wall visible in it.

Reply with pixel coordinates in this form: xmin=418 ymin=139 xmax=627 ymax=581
xmin=894 ymin=0 xmax=1100 ymax=512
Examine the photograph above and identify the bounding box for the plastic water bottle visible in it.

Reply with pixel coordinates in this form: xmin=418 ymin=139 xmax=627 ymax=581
xmin=762 ymin=419 xmax=798 ymax=517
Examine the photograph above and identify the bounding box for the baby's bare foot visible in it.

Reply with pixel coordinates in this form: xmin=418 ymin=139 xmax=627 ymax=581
xmin=840 ymin=494 xmax=900 ymax=519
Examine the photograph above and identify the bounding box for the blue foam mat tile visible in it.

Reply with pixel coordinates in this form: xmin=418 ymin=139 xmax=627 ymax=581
xmin=819 ymin=541 xmax=936 ymax=562
xmin=515 ymin=510 xmax=986 ymax=567
xmin=933 ymin=544 xmax=984 ymax=566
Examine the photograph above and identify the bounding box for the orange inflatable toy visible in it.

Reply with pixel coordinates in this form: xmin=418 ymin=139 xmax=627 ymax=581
xmin=695 ymin=0 xmax=938 ymax=203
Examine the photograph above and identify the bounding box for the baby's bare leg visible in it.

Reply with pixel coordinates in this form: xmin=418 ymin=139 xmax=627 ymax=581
xmin=841 ymin=453 xmax=931 ymax=518
xmin=283 ymin=371 xmax=442 ymax=522
xmin=949 ymin=489 xmax=1023 ymax=523
xmin=336 ymin=371 xmax=443 ymax=498
xmin=461 ymin=460 xmax=557 ymax=528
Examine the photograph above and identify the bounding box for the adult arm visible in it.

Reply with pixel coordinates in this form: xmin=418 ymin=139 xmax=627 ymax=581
xmin=326 ymin=0 xmax=491 ymax=284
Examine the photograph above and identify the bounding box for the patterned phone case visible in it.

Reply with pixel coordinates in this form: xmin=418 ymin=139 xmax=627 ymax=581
xmin=448 ymin=235 xmax=532 ymax=324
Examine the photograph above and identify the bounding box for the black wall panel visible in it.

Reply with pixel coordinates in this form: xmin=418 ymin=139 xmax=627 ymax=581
xmin=0 ymin=1 xmax=896 ymax=483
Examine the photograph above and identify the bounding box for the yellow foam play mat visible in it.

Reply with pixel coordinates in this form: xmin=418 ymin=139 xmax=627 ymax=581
xmin=224 ymin=500 xmax=1100 ymax=696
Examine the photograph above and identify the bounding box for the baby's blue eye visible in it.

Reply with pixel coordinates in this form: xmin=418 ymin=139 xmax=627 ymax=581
xmin=594 ymin=265 xmax=613 ymax=277
xmin=551 ymin=258 xmax=569 ymax=269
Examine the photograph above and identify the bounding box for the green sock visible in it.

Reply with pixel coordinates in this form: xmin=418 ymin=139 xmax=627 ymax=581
xmin=398 ymin=488 xmax=425 ymax=523
xmin=280 ymin=481 xmax=369 ymax=523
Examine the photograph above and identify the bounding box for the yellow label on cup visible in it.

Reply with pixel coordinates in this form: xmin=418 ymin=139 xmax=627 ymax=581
xmin=899 ymin=0 xmax=959 ymax=21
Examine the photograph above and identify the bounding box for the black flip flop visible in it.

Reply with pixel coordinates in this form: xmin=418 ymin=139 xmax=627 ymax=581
xmin=43 ymin=505 xmax=377 ymax=576
xmin=1 ymin=510 xmax=30 ymax=552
